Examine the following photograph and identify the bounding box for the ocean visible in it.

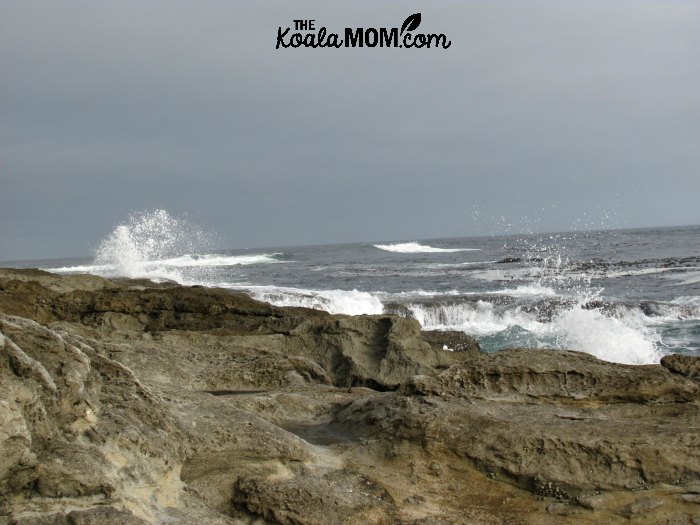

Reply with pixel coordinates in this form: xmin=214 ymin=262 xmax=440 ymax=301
xmin=4 ymin=210 xmax=699 ymax=365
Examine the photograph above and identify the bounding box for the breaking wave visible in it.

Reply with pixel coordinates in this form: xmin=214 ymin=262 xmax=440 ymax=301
xmin=242 ymin=285 xmax=384 ymax=316
xmin=247 ymin=283 xmax=693 ymax=365
xmin=373 ymin=242 xmax=480 ymax=253
xmin=401 ymin=297 xmax=665 ymax=365
xmin=36 ymin=209 xmax=700 ymax=365
xmin=46 ymin=210 xmax=280 ymax=282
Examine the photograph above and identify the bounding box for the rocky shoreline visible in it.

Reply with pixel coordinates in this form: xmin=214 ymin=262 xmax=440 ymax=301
xmin=1 ymin=268 xmax=699 ymax=524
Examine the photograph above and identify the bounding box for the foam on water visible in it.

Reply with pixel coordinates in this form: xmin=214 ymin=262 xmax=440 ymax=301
xmin=407 ymin=300 xmax=543 ymax=336
xmin=374 ymin=242 xmax=480 ymax=253
xmin=405 ymin=297 xmax=662 ymax=364
xmin=143 ymin=253 xmax=281 ymax=268
xmin=672 ymin=296 xmax=700 ymax=309
xmin=243 ymin=285 xmax=384 ymax=315
xmin=551 ymin=305 xmax=661 ymax=364
xmin=46 ymin=254 xmax=281 ymax=274
xmin=484 ymin=284 xmax=557 ymax=297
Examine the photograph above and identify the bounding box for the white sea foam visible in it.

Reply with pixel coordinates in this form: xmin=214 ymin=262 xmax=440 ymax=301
xmin=405 ymin=297 xmax=662 ymax=365
xmin=673 ymin=296 xmax=700 ymax=308
xmin=44 ymin=263 xmax=114 ymax=274
xmin=246 ymin=282 xmax=667 ymax=364
xmin=408 ymin=300 xmax=543 ymax=336
xmin=137 ymin=253 xmax=281 ymax=268
xmin=242 ymin=285 xmax=384 ymax=315
xmin=484 ymin=284 xmax=557 ymax=297
xmin=374 ymin=242 xmax=480 ymax=254
xmin=552 ymin=306 xmax=661 ymax=364
xmin=45 ymin=254 xmax=280 ymax=275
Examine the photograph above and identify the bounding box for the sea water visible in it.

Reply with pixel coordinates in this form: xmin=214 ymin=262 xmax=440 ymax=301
xmin=4 ymin=209 xmax=699 ymax=365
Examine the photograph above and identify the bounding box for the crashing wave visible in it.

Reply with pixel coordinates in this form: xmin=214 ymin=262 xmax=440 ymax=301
xmin=373 ymin=242 xmax=480 ymax=253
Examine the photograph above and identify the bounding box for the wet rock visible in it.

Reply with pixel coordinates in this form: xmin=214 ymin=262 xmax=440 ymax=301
xmin=661 ymin=354 xmax=700 ymax=381
xmin=420 ymin=330 xmax=480 ymax=353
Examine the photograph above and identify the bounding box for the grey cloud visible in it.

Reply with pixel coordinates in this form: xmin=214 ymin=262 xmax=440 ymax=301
xmin=1 ymin=0 xmax=699 ymax=259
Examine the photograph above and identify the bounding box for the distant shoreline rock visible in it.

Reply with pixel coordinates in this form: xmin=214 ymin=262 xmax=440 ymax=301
xmin=1 ymin=268 xmax=699 ymax=524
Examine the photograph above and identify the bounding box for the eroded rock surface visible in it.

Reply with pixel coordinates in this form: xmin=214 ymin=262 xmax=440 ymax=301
xmin=661 ymin=353 xmax=700 ymax=381
xmin=1 ymin=268 xmax=699 ymax=524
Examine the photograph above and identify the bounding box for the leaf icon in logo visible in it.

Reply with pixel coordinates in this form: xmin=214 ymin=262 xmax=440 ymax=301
xmin=400 ymin=13 xmax=421 ymax=34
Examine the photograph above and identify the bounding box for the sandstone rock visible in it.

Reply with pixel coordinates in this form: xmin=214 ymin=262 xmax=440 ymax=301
xmin=2 ymin=269 xmax=700 ymax=525
xmin=284 ymin=315 xmax=473 ymax=390
xmin=8 ymin=508 xmax=149 ymax=525
xmin=403 ymin=348 xmax=699 ymax=403
xmin=67 ymin=507 xmax=149 ymax=525
xmin=618 ymin=497 xmax=665 ymax=517
xmin=661 ymin=353 xmax=700 ymax=381
xmin=233 ymin=470 xmax=397 ymax=525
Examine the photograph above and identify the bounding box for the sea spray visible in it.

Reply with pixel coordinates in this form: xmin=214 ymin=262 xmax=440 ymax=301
xmin=39 ymin=210 xmax=700 ymax=362
xmin=92 ymin=209 xmax=217 ymax=281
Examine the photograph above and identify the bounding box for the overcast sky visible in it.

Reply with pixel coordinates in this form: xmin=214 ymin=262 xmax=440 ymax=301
xmin=1 ymin=1 xmax=699 ymax=260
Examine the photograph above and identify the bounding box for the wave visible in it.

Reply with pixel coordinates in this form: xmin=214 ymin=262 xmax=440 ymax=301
xmin=240 ymin=282 xmax=677 ymax=364
xmin=241 ymin=285 xmax=384 ymax=316
xmin=402 ymin=298 xmax=662 ymax=365
xmin=44 ymin=210 xmax=282 ymax=283
xmin=373 ymin=242 xmax=481 ymax=254
xmin=482 ymin=284 xmax=557 ymax=297
xmin=45 ymin=253 xmax=281 ymax=275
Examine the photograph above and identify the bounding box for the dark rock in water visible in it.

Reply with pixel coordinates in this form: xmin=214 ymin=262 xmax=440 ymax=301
xmin=661 ymin=354 xmax=700 ymax=381
xmin=496 ymin=257 xmax=543 ymax=264
xmin=383 ymin=301 xmax=413 ymax=318
xmin=521 ymin=297 xmax=574 ymax=322
xmin=2 ymin=268 xmax=700 ymax=525
xmin=420 ymin=330 xmax=480 ymax=353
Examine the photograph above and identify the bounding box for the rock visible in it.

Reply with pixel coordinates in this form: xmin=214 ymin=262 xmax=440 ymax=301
xmin=8 ymin=508 xmax=149 ymax=525
xmin=403 ymin=348 xmax=699 ymax=403
xmin=578 ymin=492 xmax=619 ymax=511
xmin=2 ymin=269 xmax=700 ymax=525
xmin=233 ymin=470 xmax=396 ymax=525
xmin=661 ymin=354 xmax=700 ymax=381
xmin=618 ymin=497 xmax=665 ymax=517
xmin=9 ymin=513 xmax=70 ymax=525
xmin=67 ymin=507 xmax=149 ymax=525
xmin=420 ymin=330 xmax=480 ymax=353
xmin=283 ymin=315 xmax=474 ymax=390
